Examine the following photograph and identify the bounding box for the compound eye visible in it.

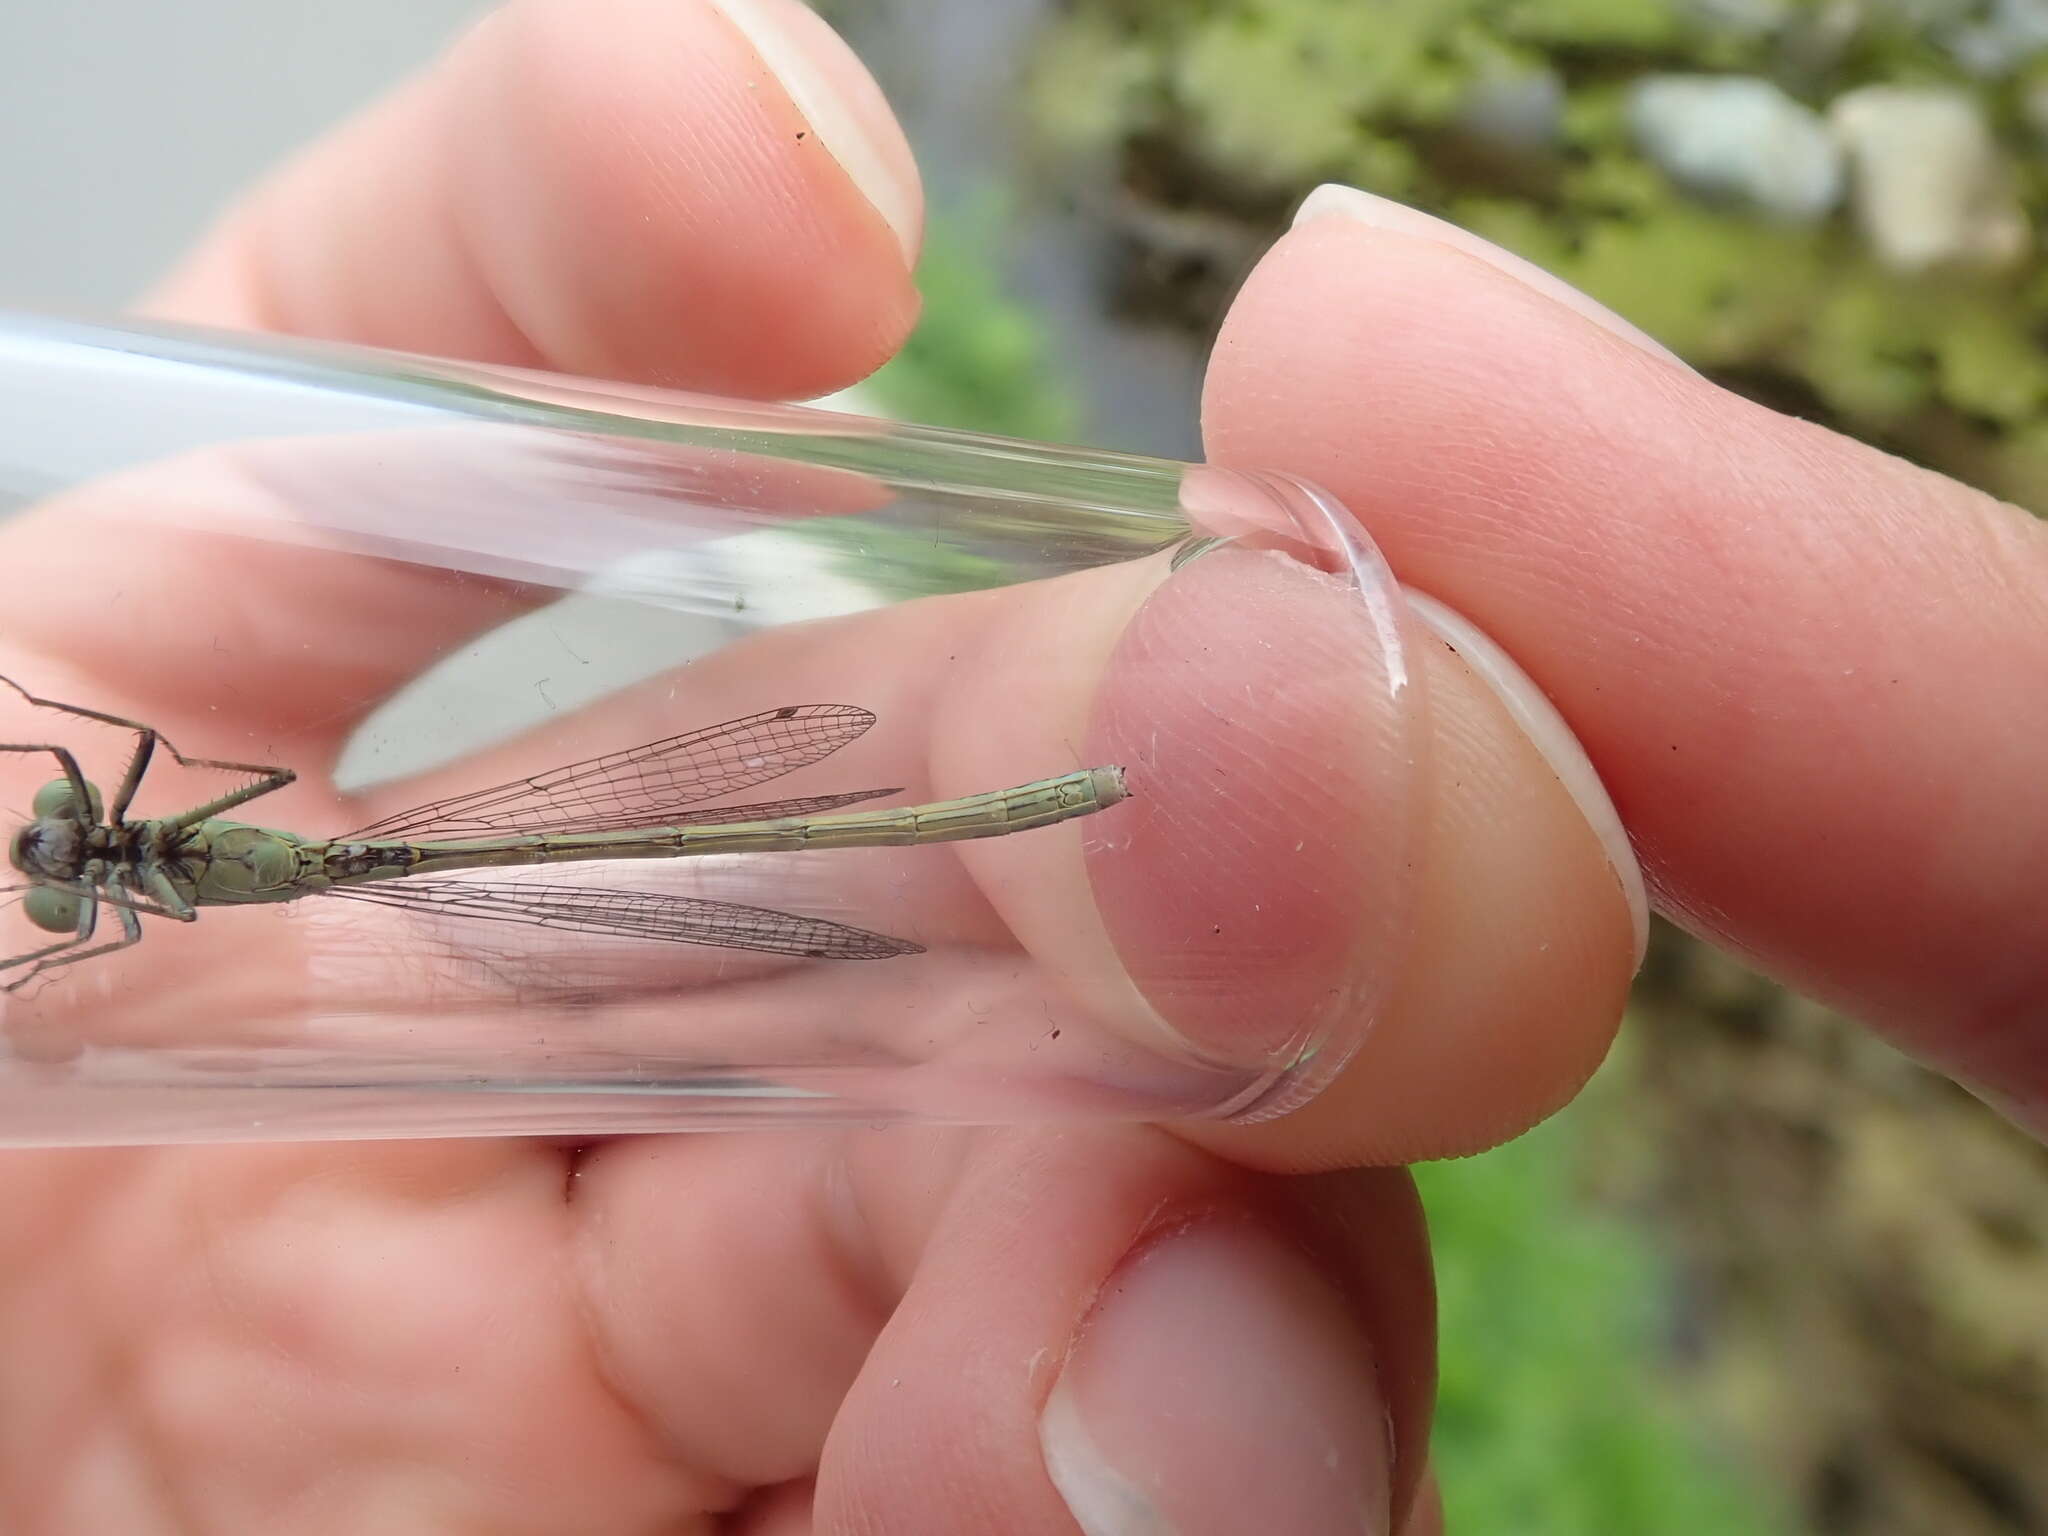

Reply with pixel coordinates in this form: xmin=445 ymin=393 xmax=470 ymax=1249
xmin=30 ymin=778 xmax=103 ymax=822
xmin=22 ymin=886 xmax=83 ymax=935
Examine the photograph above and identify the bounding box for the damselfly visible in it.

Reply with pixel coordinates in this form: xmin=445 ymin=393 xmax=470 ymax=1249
xmin=1 ymin=677 xmax=1128 ymax=992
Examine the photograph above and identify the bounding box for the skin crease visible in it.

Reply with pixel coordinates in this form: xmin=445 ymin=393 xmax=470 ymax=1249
xmin=0 ymin=0 xmax=2034 ymax=1531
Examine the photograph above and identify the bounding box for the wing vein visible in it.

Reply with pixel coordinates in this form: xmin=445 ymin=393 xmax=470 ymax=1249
xmin=344 ymin=705 xmax=877 ymax=841
xmin=318 ymin=877 xmax=922 ymax=960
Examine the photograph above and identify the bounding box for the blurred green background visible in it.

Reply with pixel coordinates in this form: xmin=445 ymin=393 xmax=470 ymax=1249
xmin=849 ymin=3 xmax=2048 ymax=1531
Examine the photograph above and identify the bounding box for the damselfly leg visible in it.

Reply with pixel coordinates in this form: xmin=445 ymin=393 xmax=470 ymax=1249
xmin=0 ymin=882 xmax=141 ymax=993
xmin=0 ymin=675 xmax=294 ymax=827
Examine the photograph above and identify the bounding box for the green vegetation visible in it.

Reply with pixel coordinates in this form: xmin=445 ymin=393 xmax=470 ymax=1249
xmin=867 ymin=200 xmax=1081 ymax=443
xmin=1029 ymin=0 xmax=2048 ymax=509
xmin=1417 ymin=1058 xmax=1791 ymax=1536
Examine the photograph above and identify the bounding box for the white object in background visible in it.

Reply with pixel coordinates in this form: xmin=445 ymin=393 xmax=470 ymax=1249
xmin=1628 ymin=74 xmax=1844 ymax=223
xmin=1830 ymin=85 xmax=2031 ymax=271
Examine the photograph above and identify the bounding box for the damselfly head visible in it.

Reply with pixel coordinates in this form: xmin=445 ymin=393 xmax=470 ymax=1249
xmin=10 ymin=815 xmax=82 ymax=885
xmin=30 ymin=777 xmax=102 ymax=824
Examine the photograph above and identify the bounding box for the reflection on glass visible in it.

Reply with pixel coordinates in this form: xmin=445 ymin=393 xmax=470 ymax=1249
xmin=0 ymin=313 xmax=1425 ymax=1145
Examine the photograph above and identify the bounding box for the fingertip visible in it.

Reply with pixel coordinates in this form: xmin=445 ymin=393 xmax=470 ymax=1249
xmin=1180 ymin=628 xmax=1638 ymax=1173
xmin=815 ymin=1134 xmax=1436 ymax=1536
xmin=152 ymin=0 xmax=925 ymax=400
xmin=449 ymin=0 xmax=922 ymax=396
xmin=1207 ymin=199 xmax=2048 ymax=1093
xmin=1086 ymin=538 xmax=1422 ymax=1076
xmin=705 ymin=0 xmax=923 ymax=266
xmin=1289 ymin=182 xmax=1683 ymax=366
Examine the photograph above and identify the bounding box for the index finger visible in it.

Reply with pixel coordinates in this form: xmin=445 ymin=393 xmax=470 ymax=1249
xmin=1204 ymin=195 xmax=2048 ymax=1115
xmin=147 ymin=0 xmax=922 ymax=399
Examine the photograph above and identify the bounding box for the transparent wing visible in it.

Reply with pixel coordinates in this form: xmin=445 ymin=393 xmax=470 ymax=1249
xmin=318 ymin=878 xmax=923 ymax=960
xmin=345 ymin=704 xmax=879 ymax=841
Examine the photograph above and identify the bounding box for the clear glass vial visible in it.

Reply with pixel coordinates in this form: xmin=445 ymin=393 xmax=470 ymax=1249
xmin=0 ymin=312 xmax=1426 ymax=1145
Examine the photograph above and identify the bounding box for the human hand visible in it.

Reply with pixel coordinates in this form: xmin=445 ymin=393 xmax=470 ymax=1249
xmin=0 ymin=6 xmax=1466 ymax=1529
xmin=2 ymin=2 xmax=2036 ymax=1533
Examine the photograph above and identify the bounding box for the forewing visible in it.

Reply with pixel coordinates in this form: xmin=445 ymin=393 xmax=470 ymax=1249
xmin=318 ymin=877 xmax=923 ymax=960
xmin=345 ymin=704 xmax=877 ymax=841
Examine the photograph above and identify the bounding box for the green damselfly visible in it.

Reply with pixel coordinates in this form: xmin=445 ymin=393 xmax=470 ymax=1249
xmin=1 ymin=677 xmax=1128 ymax=993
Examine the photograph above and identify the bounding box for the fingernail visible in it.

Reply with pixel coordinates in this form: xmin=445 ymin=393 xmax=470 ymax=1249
xmin=1405 ymin=589 xmax=1650 ymax=967
xmin=1041 ymin=1221 xmax=1393 ymax=1536
xmin=1292 ymin=182 xmax=1686 ymax=368
xmin=707 ymin=0 xmax=922 ymax=263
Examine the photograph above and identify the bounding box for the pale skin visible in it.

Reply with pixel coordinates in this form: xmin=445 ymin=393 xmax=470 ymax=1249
xmin=0 ymin=2 xmax=2041 ymax=1532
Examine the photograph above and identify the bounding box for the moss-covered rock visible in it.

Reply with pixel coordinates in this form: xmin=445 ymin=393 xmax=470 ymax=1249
xmin=1026 ymin=0 xmax=2048 ymax=505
